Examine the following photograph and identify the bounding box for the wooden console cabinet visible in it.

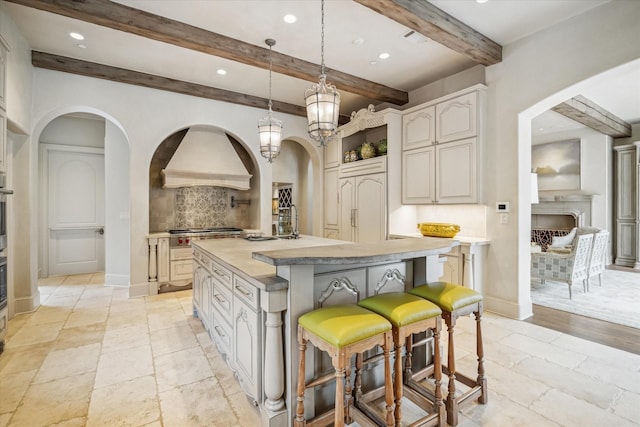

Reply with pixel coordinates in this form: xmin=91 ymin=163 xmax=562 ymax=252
xmin=614 ymin=142 xmax=640 ymax=269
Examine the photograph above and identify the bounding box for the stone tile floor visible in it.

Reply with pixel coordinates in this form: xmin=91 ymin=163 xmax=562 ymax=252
xmin=1 ymin=273 xmax=639 ymax=426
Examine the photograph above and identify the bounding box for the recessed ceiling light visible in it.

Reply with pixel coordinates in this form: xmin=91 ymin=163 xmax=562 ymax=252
xmin=283 ymin=14 xmax=297 ymax=23
xmin=69 ymin=32 xmax=84 ymax=40
xmin=217 ymin=69 xmax=227 ymax=75
xmin=353 ymin=37 xmax=365 ymax=46
xmin=378 ymin=52 xmax=390 ymax=59
xmin=370 ymin=60 xmax=378 ymax=65
xmin=76 ymin=44 xmax=87 ymax=49
xmin=476 ymin=0 xmax=489 ymax=3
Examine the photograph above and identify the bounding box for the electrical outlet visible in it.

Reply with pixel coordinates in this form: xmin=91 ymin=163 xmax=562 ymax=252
xmin=500 ymin=213 xmax=509 ymax=224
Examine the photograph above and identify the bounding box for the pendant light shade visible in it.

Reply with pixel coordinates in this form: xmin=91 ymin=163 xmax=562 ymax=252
xmin=305 ymin=0 xmax=340 ymax=146
xmin=259 ymin=38 xmax=283 ymax=163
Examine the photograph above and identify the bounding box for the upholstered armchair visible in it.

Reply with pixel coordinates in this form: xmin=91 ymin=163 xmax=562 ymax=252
xmin=587 ymin=230 xmax=609 ymax=290
xmin=547 ymin=226 xmax=601 ymax=254
xmin=531 ymin=233 xmax=594 ymax=299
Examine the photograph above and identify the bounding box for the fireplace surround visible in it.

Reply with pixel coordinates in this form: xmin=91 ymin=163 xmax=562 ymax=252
xmin=531 ymin=193 xmax=593 ymax=249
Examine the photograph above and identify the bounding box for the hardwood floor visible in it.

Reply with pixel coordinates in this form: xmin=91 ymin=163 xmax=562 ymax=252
xmin=525 ymin=304 xmax=640 ymax=355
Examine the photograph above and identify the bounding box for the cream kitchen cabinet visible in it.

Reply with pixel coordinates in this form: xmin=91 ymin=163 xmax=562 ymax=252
xmin=323 ymin=166 xmax=339 ymax=234
xmin=192 ymin=244 xmax=264 ymax=406
xmin=402 ymin=105 xmax=435 ymax=151
xmin=232 ymin=276 xmax=262 ymax=404
xmin=0 ymin=110 xmax=6 ymax=175
xmin=435 ymin=91 xmax=478 ymax=144
xmin=0 ymin=36 xmax=6 ymax=111
xmin=403 ymin=137 xmax=478 ymax=204
xmin=324 ymin=134 xmax=341 ymax=169
xmin=402 ymin=86 xmax=485 ymax=205
xmin=339 ymin=158 xmax=387 ymax=243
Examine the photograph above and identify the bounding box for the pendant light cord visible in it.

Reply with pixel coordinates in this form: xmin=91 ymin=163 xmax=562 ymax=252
xmin=267 ymin=39 xmax=274 ymax=112
xmin=320 ymin=0 xmax=325 ymax=78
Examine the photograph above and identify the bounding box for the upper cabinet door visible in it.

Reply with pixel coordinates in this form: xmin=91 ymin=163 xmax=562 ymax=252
xmin=0 ymin=42 xmax=6 ymax=111
xmin=402 ymin=105 xmax=435 ymax=150
xmin=324 ymin=134 xmax=341 ymax=169
xmin=402 ymin=145 xmax=435 ymax=205
xmin=436 ymin=91 xmax=477 ymax=144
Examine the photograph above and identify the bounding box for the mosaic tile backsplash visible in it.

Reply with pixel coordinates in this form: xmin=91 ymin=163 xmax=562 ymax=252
xmin=149 ymin=185 xmax=252 ymax=232
xmin=175 ymin=187 xmax=228 ymax=228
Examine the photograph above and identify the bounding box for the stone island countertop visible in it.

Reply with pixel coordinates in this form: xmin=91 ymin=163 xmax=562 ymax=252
xmin=253 ymin=235 xmax=460 ymax=266
xmin=191 ymin=235 xmax=345 ymax=287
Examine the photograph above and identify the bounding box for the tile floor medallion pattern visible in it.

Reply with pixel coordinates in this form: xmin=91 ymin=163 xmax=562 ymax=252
xmin=531 ymin=268 xmax=640 ymax=329
xmin=0 ymin=273 xmax=639 ymax=426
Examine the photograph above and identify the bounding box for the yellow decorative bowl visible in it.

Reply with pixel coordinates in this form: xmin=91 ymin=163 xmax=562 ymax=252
xmin=417 ymin=222 xmax=460 ymax=238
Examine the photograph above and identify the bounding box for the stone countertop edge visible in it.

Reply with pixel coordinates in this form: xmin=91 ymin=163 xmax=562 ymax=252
xmin=389 ymin=233 xmax=490 ymax=245
xmin=147 ymin=231 xmax=170 ymax=238
xmin=253 ymin=237 xmax=460 ymax=266
xmin=192 ymin=235 xmax=341 ymax=292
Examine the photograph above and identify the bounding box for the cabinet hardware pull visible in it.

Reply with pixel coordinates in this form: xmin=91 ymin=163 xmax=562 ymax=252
xmin=214 ymin=294 xmax=227 ymax=304
xmin=214 ymin=326 xmax=226 ymax=338
xmin=351 ymin=209 xmax=356 ymax=228
xmin=235 ymin=285 xmax=252 ymax=298
xmin=213 ymin=269 xmax=226 ymax=278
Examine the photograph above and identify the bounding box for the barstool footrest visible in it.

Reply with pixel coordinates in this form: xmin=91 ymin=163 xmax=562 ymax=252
xmin=305 ymin=404 xmax=378 ymax=427
xmin=357 ymin=383 xmax=442 ymax=427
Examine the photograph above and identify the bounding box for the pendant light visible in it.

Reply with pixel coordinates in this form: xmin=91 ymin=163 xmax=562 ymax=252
xmin=305 ymin=0 xmax=341 ymax=146
xmin=258 ymin=38 xmax=283 ymax=163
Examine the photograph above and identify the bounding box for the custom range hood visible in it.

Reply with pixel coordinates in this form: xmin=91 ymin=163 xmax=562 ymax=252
xmin=162 ymin=126 xmax=252 ymax=190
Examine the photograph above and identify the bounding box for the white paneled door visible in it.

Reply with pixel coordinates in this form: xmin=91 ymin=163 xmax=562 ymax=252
xmin=48 ymin=148 xmax=105 ymax=276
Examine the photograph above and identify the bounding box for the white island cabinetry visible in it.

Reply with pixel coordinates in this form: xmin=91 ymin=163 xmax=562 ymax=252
xmin=191 ymin=236 xmax=457 ymax=426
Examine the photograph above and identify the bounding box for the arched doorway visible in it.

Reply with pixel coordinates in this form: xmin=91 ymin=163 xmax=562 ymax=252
xmin=35 ymin=111 xmax=130 ymax=286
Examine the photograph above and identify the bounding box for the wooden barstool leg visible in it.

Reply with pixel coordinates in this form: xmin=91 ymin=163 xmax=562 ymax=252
xmin=295 ymin=334 xmax=307 ymax=427
xmin=354 ymin=353 xmax=363 ymax=401
xmin=403 ymin=335 xmax=413 ymax=383
xmin=475 ymin=310 xmax=488 ymax=404
xmin=345 ymin=359 xmax=353 ymax=424
xmin=445 ymin=313 xmax=458 ymax=427
xmin=334 ymin=365 xmax=346 ymax=426
xmin=393 ymin=339 xmax=403 ymax=426
xmin=383 ymin=333 xmax=395 ymax=427
xmin=433 ymin=323 xmax=445 ymax=426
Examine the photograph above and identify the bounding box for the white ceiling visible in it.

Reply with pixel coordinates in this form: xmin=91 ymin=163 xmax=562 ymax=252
xmin=3 ymin=0 xmax=637 ymax=130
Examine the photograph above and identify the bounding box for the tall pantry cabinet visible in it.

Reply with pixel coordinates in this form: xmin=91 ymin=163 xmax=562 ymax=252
xmin=402 ymin=85 xmax=486 ymax=204
xmin=0 ymin=36 xmax=8 ymax=175
xmin=324 ymin=106 xmax=394 ymax=243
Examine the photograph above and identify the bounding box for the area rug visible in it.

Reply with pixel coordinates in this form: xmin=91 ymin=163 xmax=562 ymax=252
xmin=530 ymin=268 xmax=640 ymax=329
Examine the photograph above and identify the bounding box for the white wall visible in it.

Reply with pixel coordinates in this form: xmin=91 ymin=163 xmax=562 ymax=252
xmin=29 ymin=68 xmax=319 ymax=297
xmin=485 ymin=1 xmax=640 ymax=318
xmin=105 ymin=120 xmax=130 ymax=286
xmin=40 ymin=115 xmax=105 ymax=148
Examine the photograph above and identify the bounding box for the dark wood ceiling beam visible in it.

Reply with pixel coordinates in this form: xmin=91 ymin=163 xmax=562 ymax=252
xmin=354 ymin=0 xmax=502 ymax=66
xmin=7 ymin=0 xmax=408 ymax=105
xmin=32 ymin=51 xmax=356 ymax=124
xmin=552 ymin=95 xmax=632 ymax=138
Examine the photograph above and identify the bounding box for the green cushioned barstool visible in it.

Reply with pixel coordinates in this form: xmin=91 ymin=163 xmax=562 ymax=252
xmin=295 ymin=304 xmax=395 ymax=427
xmin=409 ymin=282 xmax=487 ymax=427
xmin=357 ymin=292 xmax=445 ymax=427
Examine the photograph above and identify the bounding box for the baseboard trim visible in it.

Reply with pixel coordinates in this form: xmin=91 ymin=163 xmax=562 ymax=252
xmin=484 ymin=295 xmax=533 ymax=320
xmin=14 ymin=293 xmax=41 ymax=315
xmin=128 ymin=282 xmax=150 ymax=298
xmin=105 ymin=274 xmax=130 ymax=287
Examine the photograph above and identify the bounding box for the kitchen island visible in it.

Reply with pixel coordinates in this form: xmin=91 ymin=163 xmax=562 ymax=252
xmin=192 ymin=235 xmax=459 ymax=426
